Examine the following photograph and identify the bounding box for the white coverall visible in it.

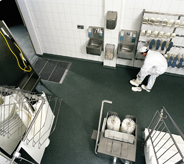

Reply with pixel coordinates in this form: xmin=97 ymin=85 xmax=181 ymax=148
xmin=137 ymin=50 xmax=167 ymax=90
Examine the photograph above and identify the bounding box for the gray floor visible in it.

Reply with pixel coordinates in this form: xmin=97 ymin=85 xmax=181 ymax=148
xmin=8 ymin=24 xmax=184 ymax=164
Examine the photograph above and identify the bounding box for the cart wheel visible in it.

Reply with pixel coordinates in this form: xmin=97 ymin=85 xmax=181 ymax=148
xmin=113 ymin=157 xmax=117 ymax=164
xmin=120 ymin=159 xmax=132 ymax=164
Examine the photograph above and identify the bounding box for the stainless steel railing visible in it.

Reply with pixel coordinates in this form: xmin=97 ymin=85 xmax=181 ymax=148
xmin=143 ymin=107 xmax=184 ymax=164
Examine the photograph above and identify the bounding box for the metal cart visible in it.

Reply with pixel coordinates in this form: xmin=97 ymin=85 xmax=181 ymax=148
xmin=92 ymin=100 xmax=138 ymax=164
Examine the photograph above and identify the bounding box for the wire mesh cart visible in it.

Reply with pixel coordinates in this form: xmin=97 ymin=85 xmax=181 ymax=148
xmin=0 ymin=86 xmax=61 ymax=164
xmin=92 ymin=100 xmax=138 ymax=164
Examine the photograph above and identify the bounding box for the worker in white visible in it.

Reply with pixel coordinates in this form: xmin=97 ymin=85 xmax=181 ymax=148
xmin=130 ymin=46 xmax=167 ymax=92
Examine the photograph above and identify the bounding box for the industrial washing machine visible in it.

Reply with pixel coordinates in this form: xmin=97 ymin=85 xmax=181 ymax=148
xmin=92 ymin=100 xmax=138 ymax=164
xmin=0 ymin=20 xmax=40 ymax=91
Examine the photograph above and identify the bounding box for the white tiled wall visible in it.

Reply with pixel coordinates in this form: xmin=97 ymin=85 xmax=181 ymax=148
xmin=17 ymin=0 xmax=105 ymax=62
xmin=16 ymin=0 xmax=184 ymax=70
xmin=16 ymin=0 xmax=43 ymax=54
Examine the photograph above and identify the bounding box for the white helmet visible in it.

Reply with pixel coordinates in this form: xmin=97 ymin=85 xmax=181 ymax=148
xmin=139 ymin=46 xmax=149 ymax=53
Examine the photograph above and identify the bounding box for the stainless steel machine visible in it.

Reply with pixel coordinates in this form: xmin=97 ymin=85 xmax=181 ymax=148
xmin=92 ymin=100 xmax=138 ymax=164
xmin=0 ymin=20 xmax=40 ymax=91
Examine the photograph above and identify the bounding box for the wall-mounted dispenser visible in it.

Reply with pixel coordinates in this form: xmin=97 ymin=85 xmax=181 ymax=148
xmin=99 ymin=29 xmax=103 ymax=39
xmin=126 ymin=32 xmax=133 ymax=43
xmin=106 ymin=11 xmax=117 ymax=30
xmin=86 ymin=26 xmax=104 ymax=56
xmin=132 ymin=33 xmax=136 ymax=43
xmin=117 ymin=29 xmax=137 ymax=60
xmin=120 ymin=31 xmax=124 ymax=42
xmin=88 ymin=27 xmax=92 ymax=38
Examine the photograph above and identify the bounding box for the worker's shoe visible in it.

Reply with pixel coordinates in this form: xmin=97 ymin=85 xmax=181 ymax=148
xmin=130 ymin=78 xmax=142 ymax=87
xmin=149 ymin=39 xmax=155 ymax=49
xmin=168 ymin=55 xmax=173 ymax=67
xmin=161 ymin=40 xmax=167 ymax=51
xmin=141 ymin=85 xmax=150 ymax=92
xmin=166 ymin=41 xmax=173 ymax=52
xmin=177 ymin=57 xmax=183 ymax=68
xmin=155 ymin=40 xmax=161 ymax=50
xmin=132 ymin=87 xmax=142 ymax=92
xmin=171 ymin=56 xmax=178 ymax=68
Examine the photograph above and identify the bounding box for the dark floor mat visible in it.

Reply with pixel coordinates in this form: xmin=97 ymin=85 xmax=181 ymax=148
xmin=33 ymin=58 xmax=71 ymax=83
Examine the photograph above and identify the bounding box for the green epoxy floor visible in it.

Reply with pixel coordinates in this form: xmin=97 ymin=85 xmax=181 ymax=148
xmin=9 ymin=25 xmax=184 ymax=164
xmin=36 ymin=54 xmax=184 ymax=164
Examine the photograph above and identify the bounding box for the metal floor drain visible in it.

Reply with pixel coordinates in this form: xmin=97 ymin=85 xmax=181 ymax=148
xmin=33 ymin=58 xmax=71 ymax=84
